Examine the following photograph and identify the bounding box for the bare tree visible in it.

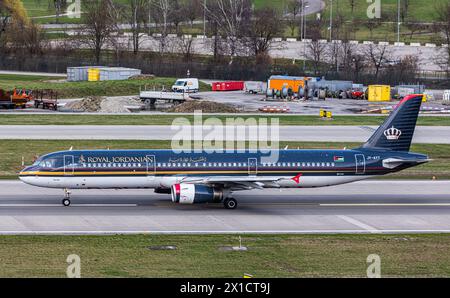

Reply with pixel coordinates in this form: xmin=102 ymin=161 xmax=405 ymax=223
xmin=434 ymin=2 xmax=450 ymax=74
xmin=405 ymin=21 xmax=424 ymax=40
xmin=348 ymin=0 xmax=356 ymax=14
xmin=247 ymin=7 xmax=281 ymax=57
xmin=52 ymin=0 xmax=67 ymax=23
xmin=184 ymin=0 xmax=202 ymax=27
xmin=364 ymin=18 xmax=381 ymax=40
xmin=204 ymin=0 xmax=251 ymax=57
xmin=153 ymin=0 xmax=171 ymax=53
xmin=400 ymin=0 xmax=410 ymax=23
xmin=305 ymin=38 xmax=327 ymax=75
xmin=364 ymin=44 xmax=392 ymax=79
xmin=285 ymin=0 xmax=301 ymax=37
xmin=0 ymin=2 xmax=11 ymax=42
xmin=82 ymin=0 xmax=115 ymax=63
xmin=125 ymin=0 xmax=148 ymax=54
xmin=177 ymin=34 xmax=194 ymax=61
xmin=170 ymin=0 xmax=186 ymax=34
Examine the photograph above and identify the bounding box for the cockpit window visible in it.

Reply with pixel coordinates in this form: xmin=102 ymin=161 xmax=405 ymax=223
xmin=39 ymin=158 xmax=58 ymax=168
xmin=35 ymin=155 xmax=63 ymax=168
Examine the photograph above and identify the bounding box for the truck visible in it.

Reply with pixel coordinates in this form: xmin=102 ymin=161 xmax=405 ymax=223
xmin=0 ymin=88 xmax=31 ymax=109
xmin=171 ymin=78 xmax=199 ymax=93
xmin=140 ymin=90 xmax=191 ymax=107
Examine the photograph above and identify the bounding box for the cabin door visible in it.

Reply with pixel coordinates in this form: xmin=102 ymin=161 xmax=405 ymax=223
xmin=63 ymin=155 xmax=74 ymax=176
xmin=146 ymin=155 xmax=156 ymax=178
xmin=355 ymin=154 xmax=365 ymax=174
xmin=248 ymin=158 xmax=257 ymax=176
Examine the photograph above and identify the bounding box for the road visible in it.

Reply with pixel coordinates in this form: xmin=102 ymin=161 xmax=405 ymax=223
xmin=0 ymin=125 xmax=448 ymax=143
xmin=71 ymin=36 xmax=444 ymax=72
xmin=0 ymin=180 xmax=449 ymax=234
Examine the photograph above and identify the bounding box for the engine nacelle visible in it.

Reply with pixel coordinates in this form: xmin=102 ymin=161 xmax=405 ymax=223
xmin=154 ymin=187 xmax=171 ymax=194
xmin=171 ymin=183 xmax=223 ymax=204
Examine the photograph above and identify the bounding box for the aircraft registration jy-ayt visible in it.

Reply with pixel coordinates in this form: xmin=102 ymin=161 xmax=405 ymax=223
xmin=19 ymin=94 xmax=429 ymax=209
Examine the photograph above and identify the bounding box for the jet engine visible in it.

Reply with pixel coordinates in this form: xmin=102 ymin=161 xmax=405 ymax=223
xmin=171 ymin=183 xmax=223 ymax=204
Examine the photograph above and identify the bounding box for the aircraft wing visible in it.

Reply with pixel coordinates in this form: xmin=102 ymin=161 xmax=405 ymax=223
xmin=180 ymin=176 xmax=289 ymax=190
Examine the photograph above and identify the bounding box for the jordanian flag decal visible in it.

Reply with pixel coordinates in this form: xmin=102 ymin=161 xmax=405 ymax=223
xmin=334 ymin=156 xmax=345 ymax=162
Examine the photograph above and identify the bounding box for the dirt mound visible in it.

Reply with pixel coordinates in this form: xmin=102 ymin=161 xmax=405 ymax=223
xmin=166 ymin=100 xmax=240 ymax=113
xmin=65 ymin=96 xmax=103 ymax=112
xmin=64 ymin=96 xmax=143 ymax=112
xmin=129 ymin=74 xmax=155 ymax=80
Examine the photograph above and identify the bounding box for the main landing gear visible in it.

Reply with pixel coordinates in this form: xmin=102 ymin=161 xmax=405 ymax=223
xmin=223 ymin=197 xmax=238 ymax=209
xmin=62 ymin=188 xmax=71 ymax=207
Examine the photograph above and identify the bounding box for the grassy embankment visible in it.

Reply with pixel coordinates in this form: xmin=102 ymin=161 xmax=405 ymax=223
xmin=23 ymin=0 xmax=446 ymax=43
xmin=0 ymin=140 xmax=448 ymax=179
xmin=0 ymin=74 xmax=210 ymax=98
xmin=0 ymin=234 xmax=450 ymax=277
xmin=0 ymin=114 xmax=449 ymax=126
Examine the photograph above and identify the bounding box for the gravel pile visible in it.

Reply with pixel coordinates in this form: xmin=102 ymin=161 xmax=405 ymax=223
xmin=165 ymin=100 xmax=240 ymax=113
xmin=65 ymin=96 xmax=143 ymax=112
xmin=65 ymin=96 xmax=103 ymax=112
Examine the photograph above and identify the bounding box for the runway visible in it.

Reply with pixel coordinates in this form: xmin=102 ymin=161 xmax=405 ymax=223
xmin=0 ymin=125 xmax=449 ymax=143
xmin=0 ymin=180 xmax=450 ymax=234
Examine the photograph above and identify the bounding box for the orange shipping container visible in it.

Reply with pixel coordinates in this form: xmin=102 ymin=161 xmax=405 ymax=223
xmin=267 ymin=75 xmax=307 ymax=92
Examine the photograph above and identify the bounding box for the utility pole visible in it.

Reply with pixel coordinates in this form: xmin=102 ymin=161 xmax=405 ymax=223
xmin=397 ymin=0 xmax=401 ymax=42
xmin=203 ymin=0 xmax=206 ymax=37
xmin=329 ymin=0 xmax=333 ymax=42
xmin=148 ymin=0 xmax=151 ymax=35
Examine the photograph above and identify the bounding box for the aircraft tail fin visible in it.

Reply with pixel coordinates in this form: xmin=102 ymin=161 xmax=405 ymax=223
xmin=360 ymin=94 xmax=423 ymax=152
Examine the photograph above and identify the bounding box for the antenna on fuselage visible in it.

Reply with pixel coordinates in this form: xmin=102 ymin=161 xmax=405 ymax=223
xmin=69 ymin=146 xmax=73 ymax=151
xmin=284 ymin=145 xmax=288 ymax=150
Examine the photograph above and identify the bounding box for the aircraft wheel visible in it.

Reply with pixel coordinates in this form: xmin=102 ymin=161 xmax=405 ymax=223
xmin=223 ymin=198 xmax=237 ymax=209
xmin=62 ymin=198 xmax=71 ymax=207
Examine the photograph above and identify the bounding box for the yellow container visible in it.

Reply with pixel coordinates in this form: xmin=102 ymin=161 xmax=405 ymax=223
xmin=368 ymin=85 xmax=391 ymax=102
xmin=422 ymin=94 xmax=427 ymax=102
xmin=88 ymin=68 xmax=100 ymax=82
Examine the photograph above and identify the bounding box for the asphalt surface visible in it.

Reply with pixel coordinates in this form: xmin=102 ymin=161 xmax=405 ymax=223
xmin=0 ymin=180 xmax=449 ymax=234
xmin=0 ymin=125 xmax=448 ymax=143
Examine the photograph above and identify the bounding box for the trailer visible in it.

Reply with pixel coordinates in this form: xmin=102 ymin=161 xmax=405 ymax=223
xmin=140 ymin=90 xmax=191 ymax=106
xmin=33 ymin=90 xmax=58 ymax=110
xmin=244 ymin=81 xmax=267 ymax=94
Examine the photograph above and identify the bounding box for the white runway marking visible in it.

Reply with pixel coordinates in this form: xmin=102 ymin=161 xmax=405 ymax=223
xmin=0 ymin=204 xmax=137 ymax=207
xmin=322 ymin=203 xmax=450 ymax=207
xmin=337 ymin=215 xmax=379 ymax=233
xmin=1 ymin=230 xmax=450 ymax=235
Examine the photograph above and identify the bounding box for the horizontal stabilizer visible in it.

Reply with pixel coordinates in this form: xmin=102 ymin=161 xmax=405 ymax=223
xmin=382 ymin=158 xmax=430 ymax=169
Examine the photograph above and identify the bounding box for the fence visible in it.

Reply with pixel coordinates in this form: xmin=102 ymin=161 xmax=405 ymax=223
xmin=0 ymin=52 xmax=449 ymax=88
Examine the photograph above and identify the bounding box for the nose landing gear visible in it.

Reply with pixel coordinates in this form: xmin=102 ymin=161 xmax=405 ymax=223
xmin=62 ymin=188 xmax=71 ymax=207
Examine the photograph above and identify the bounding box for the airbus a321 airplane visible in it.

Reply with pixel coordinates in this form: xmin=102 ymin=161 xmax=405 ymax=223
xmin=20 ymin=94 xmax=428 ymax=209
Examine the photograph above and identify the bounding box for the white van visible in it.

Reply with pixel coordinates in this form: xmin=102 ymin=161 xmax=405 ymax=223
xmin=171 ymin=78 xmax=199 ymax=93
